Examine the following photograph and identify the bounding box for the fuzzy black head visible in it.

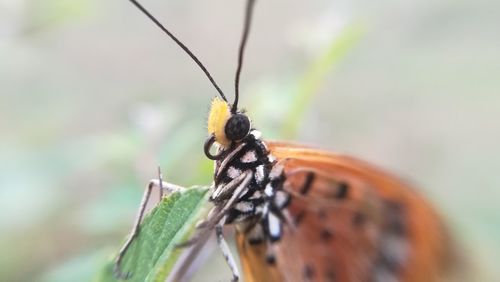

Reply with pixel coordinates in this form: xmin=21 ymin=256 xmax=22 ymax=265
xmin=225 ymin=113 xmax=251 ymax=141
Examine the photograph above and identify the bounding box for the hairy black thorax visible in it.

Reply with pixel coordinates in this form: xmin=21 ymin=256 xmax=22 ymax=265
xmin=209 ymin=129 xmax=290 ymax=244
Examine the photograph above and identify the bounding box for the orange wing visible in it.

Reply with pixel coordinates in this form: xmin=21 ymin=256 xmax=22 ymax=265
xmin=236 ymin=141 xmax=458 ymax=282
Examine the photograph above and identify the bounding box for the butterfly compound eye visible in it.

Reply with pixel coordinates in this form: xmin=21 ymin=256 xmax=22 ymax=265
xmin=225 ymin=113 xmax=251 ymax=141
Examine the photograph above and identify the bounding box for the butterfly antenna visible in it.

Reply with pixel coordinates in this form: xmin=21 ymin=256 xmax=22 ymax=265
xmin=232 ymin=0 xmax=256 ymax=113
xmin=128 ymin=0 xmax=228 ymax=102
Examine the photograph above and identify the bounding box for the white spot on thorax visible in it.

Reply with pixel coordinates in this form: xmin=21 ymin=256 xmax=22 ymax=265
xmin=274 ymin=190 xmax=289 ymax=208
xmin=227 ymin=166 xmax=242 ymax=179
xmin=264 ymin=183 xmax=274 ymax=197
xmin=250 ymin=130 xmax=262 ymax=139
xmin=234 ymin=201 xmax=254 ymax=213
xmin=268 ymin=212 xmax=281 ymax=238
xmin=249 ymin=190 xmax=263 ymax=199
xmin=269 ymin=162 xmax=283 ymax=179
xmin=255 ymin=165 xmax=265 ymax=184
xmin=240 ymin=150 xmax=257 ymax=163
xmin=268 ymin=155 xmax=276 ymax=163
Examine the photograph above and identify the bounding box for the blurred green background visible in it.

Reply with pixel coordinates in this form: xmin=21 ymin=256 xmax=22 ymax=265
xmin=1 ymin=0 xmax=499 ymax=281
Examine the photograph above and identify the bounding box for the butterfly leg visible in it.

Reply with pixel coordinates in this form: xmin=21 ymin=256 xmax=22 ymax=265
xmin=114 ymin=173 xmax=185 ymax=279
xmin=216 ymin=223 xmax=240 ymax=281
xmin=169 ymin=172 xmax=253 ymax=282
xmin=179 ymin=172 xmax=253 ymax=246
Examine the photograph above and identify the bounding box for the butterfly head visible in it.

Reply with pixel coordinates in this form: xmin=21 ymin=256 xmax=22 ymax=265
xmin=207 ymin=97 xmax=251 ymax=149
xmin=128 ymin=0 xmax=256 ymax=160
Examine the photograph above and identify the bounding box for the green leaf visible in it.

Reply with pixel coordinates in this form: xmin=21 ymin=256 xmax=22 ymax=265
xmin=96 ymin=186 xmax=210 ymax=282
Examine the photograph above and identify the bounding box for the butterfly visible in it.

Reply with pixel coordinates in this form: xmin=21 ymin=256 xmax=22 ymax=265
xmin=114 ymin=0 xmax=458 ymax=281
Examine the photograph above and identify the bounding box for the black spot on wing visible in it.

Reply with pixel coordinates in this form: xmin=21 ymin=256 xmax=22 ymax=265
xmin=352 ymin=211 xmax=366 ymax=227
xmin=334 ymin=182 xmax=349 ymax=199
xmin=385 ymin=200 xmax=407 ymax=236
xmin=300 ymin=172 xmax=315 ymax=195
xmin=303 ymin=264 xmax=315 ymax=280
xmin=266 ymin=254 xmax=276 ymax=265
xmin=294 ymin=210 xmax=307 ymax=225
xmin=325 ymin=181 xmax=349 ymax=199
xmin=320 ymin=228 xmax=334 ymax=241
xmin=325 ymin=269 xmax=336 ymax=281
xmin=248 ymin=238 xmax=264 ymax=245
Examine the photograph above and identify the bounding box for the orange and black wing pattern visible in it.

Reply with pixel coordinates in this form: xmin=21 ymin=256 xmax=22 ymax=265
xmin=236 ymin=141 xmax=457 ymax=282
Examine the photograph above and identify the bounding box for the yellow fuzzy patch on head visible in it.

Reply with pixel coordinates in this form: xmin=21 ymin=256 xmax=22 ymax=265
xmin=208 ymin=97 xmax=231 ymax=147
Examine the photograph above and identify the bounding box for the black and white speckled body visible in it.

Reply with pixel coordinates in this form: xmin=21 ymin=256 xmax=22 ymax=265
xmin=209 ymin=129 xmax=290 ymax=243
